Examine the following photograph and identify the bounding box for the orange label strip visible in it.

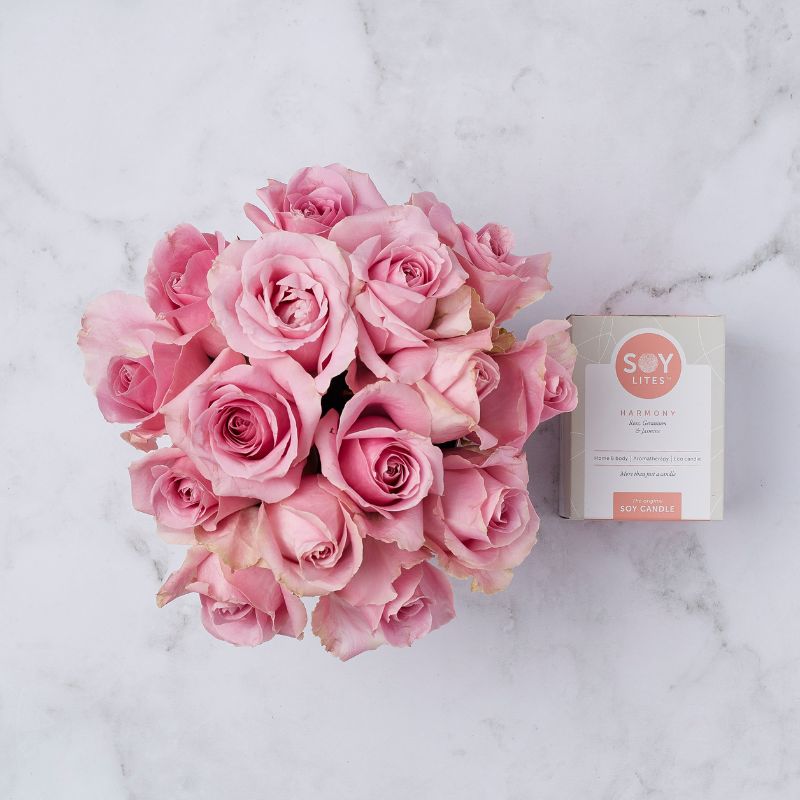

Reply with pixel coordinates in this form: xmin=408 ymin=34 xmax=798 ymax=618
xmin=613 ymin=492 xmax=682 ymax=520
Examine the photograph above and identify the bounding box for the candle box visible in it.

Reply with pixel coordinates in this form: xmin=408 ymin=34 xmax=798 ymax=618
xmin=559 ymin=315 xmax=725 ymax=521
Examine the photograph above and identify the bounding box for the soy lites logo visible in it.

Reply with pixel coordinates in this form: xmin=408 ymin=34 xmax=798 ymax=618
xmin=614 ymin=331 xmax=682 ymax=399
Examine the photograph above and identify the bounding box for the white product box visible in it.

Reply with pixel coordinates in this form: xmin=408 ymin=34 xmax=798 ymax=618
xmin=559 ymin=315 xmax=725 ymax=521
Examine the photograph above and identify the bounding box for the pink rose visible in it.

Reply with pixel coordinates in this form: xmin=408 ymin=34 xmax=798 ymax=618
xmin=158 ymin=547 xmax=306 ymax=647
xmin=129 ymin=447 xmax=252 ymax=543
xmin=340 ymin=284 xmax=494 ymax=395
xmin=144 ymin=224 xmax=227 ymax=354
xmin=244 ymin=163 xmax=387 ymax=236
xmin=475 ymin=332 xmax=547 ymax=451
xmin=411 ymin=192 xmax=551 ymax=323
xmin=329 ymin=205 xmax=466 ymax=383
xmin=311 ymin=538 xmax=455 ymax=660
xmin=530 ymin=320 xmax=579 ymax=421
xmin=477 ymin=320 xmax=577 ymax=448
xmin=414 ymin=327 xmax=500 ymax=444
xmin=424 ymin=447 xmax=539 ymax=593
xmin=208 ymin=233 xmax=357 ymax=391
xmin=163 ymin=349 xmax=321 ymax=503
xmin=315 ymin=381 xmax=443 ymax=550
xmin=258 ymin=475 xmax=365 ymax=596
xmin=78 ymin=292 xmax=210 ymax=450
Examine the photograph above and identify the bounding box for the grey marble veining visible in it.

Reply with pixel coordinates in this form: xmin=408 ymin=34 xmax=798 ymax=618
xmin=1 ymin=1 xmax=799 ymax=798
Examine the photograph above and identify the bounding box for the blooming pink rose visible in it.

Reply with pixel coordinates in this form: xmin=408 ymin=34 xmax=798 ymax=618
xmin=411 ymin=192 xmax=551 ymax=323
xmin=144 ymin=224 xmax=227 ymax=355
xmin=340 ymin=285 xmax=494 ymax=395
xmin=258 ymin=475 xmax=365 ymax=596
xmin=311 ymin=538 xmax=455 ymax=660
xmin=424 ymin=447 xmax=539 ymax=593
xmin=244 ymin=163 xmax=387 ymax=236
xmin=529 ymin=320 xmax=578 ymax=422
xmin=475 ymin=332 xmax=547 ymax=451
xmin=208 ymin=233 xmax=357 ymax=391
xmin=163 ymin=349 xmax=321 ymax=503
xmin=158 ymin=547 xmax=306 ymax=647
xmin=78 ymin=292 xmax=210 ymax=450
xmin=477 ymin=320 xmax=577 ymax=448
xmin=129 ymin=447 xmax=253 ymax=543
xmin=414 ymin=327 xmax=500 ymax=444
xmin=315 ymin=381 xmax=443 ymax=550
xmin=329 ymin=205 xmax=466 ymax=383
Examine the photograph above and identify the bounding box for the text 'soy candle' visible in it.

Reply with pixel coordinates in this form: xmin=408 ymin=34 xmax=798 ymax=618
xmin=559 ymin=315 xmax=725 ymax=521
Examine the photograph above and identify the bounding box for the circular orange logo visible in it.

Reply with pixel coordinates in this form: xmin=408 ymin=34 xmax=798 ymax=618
xmin=614 ymin=332 xmax=682 ymax=399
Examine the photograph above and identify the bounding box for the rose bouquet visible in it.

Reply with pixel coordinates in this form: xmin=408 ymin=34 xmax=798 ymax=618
xmin=78 ymin=164 xmax=577 ymax=660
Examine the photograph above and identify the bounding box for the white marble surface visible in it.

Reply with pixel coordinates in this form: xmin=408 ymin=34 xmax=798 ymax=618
xmin=2 ymin=1 xmax=799 ymax=798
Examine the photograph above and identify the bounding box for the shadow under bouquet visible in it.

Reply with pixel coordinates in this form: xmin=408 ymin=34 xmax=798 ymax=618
xmin=78 ymin=164 xmax=577 ymax=660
